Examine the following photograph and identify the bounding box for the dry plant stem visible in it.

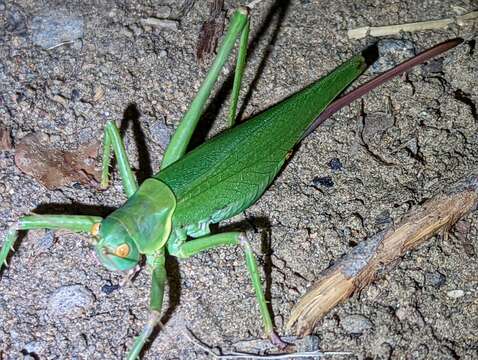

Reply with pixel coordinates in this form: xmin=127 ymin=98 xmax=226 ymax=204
xmin=348 ymin=10 xmax=478 ymax=39
xmin=184 ymin=327 xmax=351 ymax=359
xmin=287 ymin=175 xmax=478 ymax=336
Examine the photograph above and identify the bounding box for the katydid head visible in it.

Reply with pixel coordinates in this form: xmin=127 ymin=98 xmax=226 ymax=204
xmin=94 ymin=217 xmax=141 ymax=271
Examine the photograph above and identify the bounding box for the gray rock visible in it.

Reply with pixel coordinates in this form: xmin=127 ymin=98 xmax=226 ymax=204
xmin=5 ymin=7 xmax=28 ymax=35
xmin=32 ymin=13 xmax=84 ymax=49
xmin=140 ymin=18 xmax=179 ymax=31
xmin=422 ymin=58 xmax=444 ymax=74
xmin=425 ymin=271 xmax=446 ymax=288
xmin=23 ymin=340 xmax=45 ymax=354
xmin=447 ymin=289 xmax=465 ymax=299
xmin=296 ymin=334 xmax=320 ymax=352
xmin=149 ymin=121 xmax=172 ymax=149
xmin=29 ymin=229 xmax=55 ymax=253
xmin=370 ymin=39 xmax=416 ymax=74
xmin=411 ymin=343 xmax=429 ymax=360
xmin=328 ymin=158 xmax=343 ymax=171
xmin=362 ymin=112 xmax=395 ymax=144
xmin=0 ymin=296 xmax=6 ymax=311
xmin=341 ymin=314 xmax=373 ymax=335
xmin=155 ymin=6 xmax=172 ymax=18
xmin=47 ymin=285 xmax=95 ymax=318
xmin=312 ymin=175 xmax=334 ymax=188
xmin=375 ymin=210 xmax=392 ymax=225
xmin=407 ymin=138 xmax=419 ymax=156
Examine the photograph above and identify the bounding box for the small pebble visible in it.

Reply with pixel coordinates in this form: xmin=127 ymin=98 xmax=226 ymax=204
xmin=395 ymin=306 xmax=409 ymax=321
xmin=422 ymin=58 xmax=444 ymax=74
xmin=362 ymin=113 xmax=394 ymax=144
xmin=341 ymin=314 xmax=373 ymax=335
xmin=425 ymin=271 xmax=446 ymax=288
xmin=312 ymin=176 xmax=334 ymax=188
xmin=47 ymin=285 xmax=95 ymax=318
xmin=149 ymin=121 xmax=172 ymax=149
xmin=155 ymin=5 xmax=171 ymax=18
xmin=411 ymin=344 xmax=429 ymax=360
xmin=447 ymin=289 xmax=465 ymax=299
xmin=370 ymin=39 xmax=416 ymax=74
xmin=0 ymin=127 xmax=13 ymax=150
xmin=23 ymin=340 xmax=45 ymax=355
xmin=71 ymin=89 xmax=81 ymax=102
xmin=5 ymin=7 xmax=27 ymax=35
xmin=101 ymin=281 xmax=120 ymax=295
xmin=328 ymin=158 xmax=343 ymax=171
xmin=128 ymin=24 xmax=143 ymax=36
xmin=375 ymin=210 xmax=392 ymax=225
xmin=407 ymin=138 xmax=419 ymax=156
xmin=140 ymin=18 xmax=179 ymax=31
xmin=32 ymin=13 xmax=84 ymax=49
xmin=29 ymin=229 xmax=55 ymax=253
xmin=295 ymin=334 xmax=320 ymax=352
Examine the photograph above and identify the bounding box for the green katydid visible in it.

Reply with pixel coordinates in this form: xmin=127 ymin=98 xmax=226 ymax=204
xmin=0 ymin=5 xmax=462 ymax=359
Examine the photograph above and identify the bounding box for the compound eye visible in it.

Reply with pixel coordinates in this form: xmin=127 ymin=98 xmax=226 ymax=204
xmin=115 ymin=244 xmax=130 ymax=258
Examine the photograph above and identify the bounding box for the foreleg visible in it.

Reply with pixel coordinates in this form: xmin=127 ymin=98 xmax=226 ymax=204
xmin=127 ymin=252 xmax=166 ymax=360
xmin=0 ymin=214 xmax=102 ymax=270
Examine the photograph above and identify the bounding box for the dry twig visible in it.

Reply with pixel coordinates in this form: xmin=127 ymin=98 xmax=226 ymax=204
xmin=348 ymin=10 xmax=478 ymax=39
xmin=288 ymin=174 xmax=478 ymax=336
xmin=184 ymin=327 xmax=351 ymax=359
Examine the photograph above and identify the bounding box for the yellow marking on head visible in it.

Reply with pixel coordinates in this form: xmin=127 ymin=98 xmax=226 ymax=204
xmin=115 ymin=244 xmax=130 ymax=258
xmin=91 ymin=223 xmax=101 ymax=236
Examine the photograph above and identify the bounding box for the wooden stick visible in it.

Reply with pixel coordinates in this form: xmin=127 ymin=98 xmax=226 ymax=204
xmin=348 ymin=11 xmax=478 ymax=39
xmin=287 ymin=174 xmax=478 ymax=336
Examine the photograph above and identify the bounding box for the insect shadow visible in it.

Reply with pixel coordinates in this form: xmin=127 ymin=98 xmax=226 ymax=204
xmin=120 ymin=103 xmax=153 ymax=183
xmin=187 ymin=0 xmax=292 ymax=151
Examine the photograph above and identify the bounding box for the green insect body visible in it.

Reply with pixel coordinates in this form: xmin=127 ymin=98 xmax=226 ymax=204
xmin=159 ymin=56 xmax=364 ymax=224
xmin=0 ymin=5 xmax=461 ymax=359
xmin=91 ymin=48 xmax=365 ymax=358
xmin=96 ymin=51 xmax=365 ymax=281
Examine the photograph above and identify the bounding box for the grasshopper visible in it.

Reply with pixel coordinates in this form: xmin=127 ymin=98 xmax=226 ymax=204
xmin=0 ymin=4 xmax=461 ymax=358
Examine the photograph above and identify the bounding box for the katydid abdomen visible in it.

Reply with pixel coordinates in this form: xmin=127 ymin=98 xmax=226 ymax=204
xmin=156 ymin=53 xmax=367 ymax=230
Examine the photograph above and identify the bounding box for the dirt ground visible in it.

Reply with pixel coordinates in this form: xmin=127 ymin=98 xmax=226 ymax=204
xmin=0 ymin=0 xmax=477 ymax=359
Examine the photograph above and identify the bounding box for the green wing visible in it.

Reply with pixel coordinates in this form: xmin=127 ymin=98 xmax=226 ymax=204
xmin=156 ymin=54 xmax=366 ymax=229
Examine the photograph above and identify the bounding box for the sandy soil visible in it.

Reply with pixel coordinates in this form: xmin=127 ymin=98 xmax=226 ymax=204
xmin=0 ymin=0 xmax=477 ymax=359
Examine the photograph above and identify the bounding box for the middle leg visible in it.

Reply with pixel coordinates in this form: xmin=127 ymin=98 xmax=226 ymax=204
xmin=171 ymin=231 xmax=286 ymax=348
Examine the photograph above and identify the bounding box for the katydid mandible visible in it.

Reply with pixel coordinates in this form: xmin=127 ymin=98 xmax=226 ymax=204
xmin=0 ymin=5 xmax=462 ymax=359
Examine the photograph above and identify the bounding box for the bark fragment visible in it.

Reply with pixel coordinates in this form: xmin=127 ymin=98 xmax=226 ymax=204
xmin=14 ymin=133 xmax=101 ymax=189
xmin=0 ymin=127 xmax=13 ymax=150
xmin=196 ymin=0 xmax=225 ymax=64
